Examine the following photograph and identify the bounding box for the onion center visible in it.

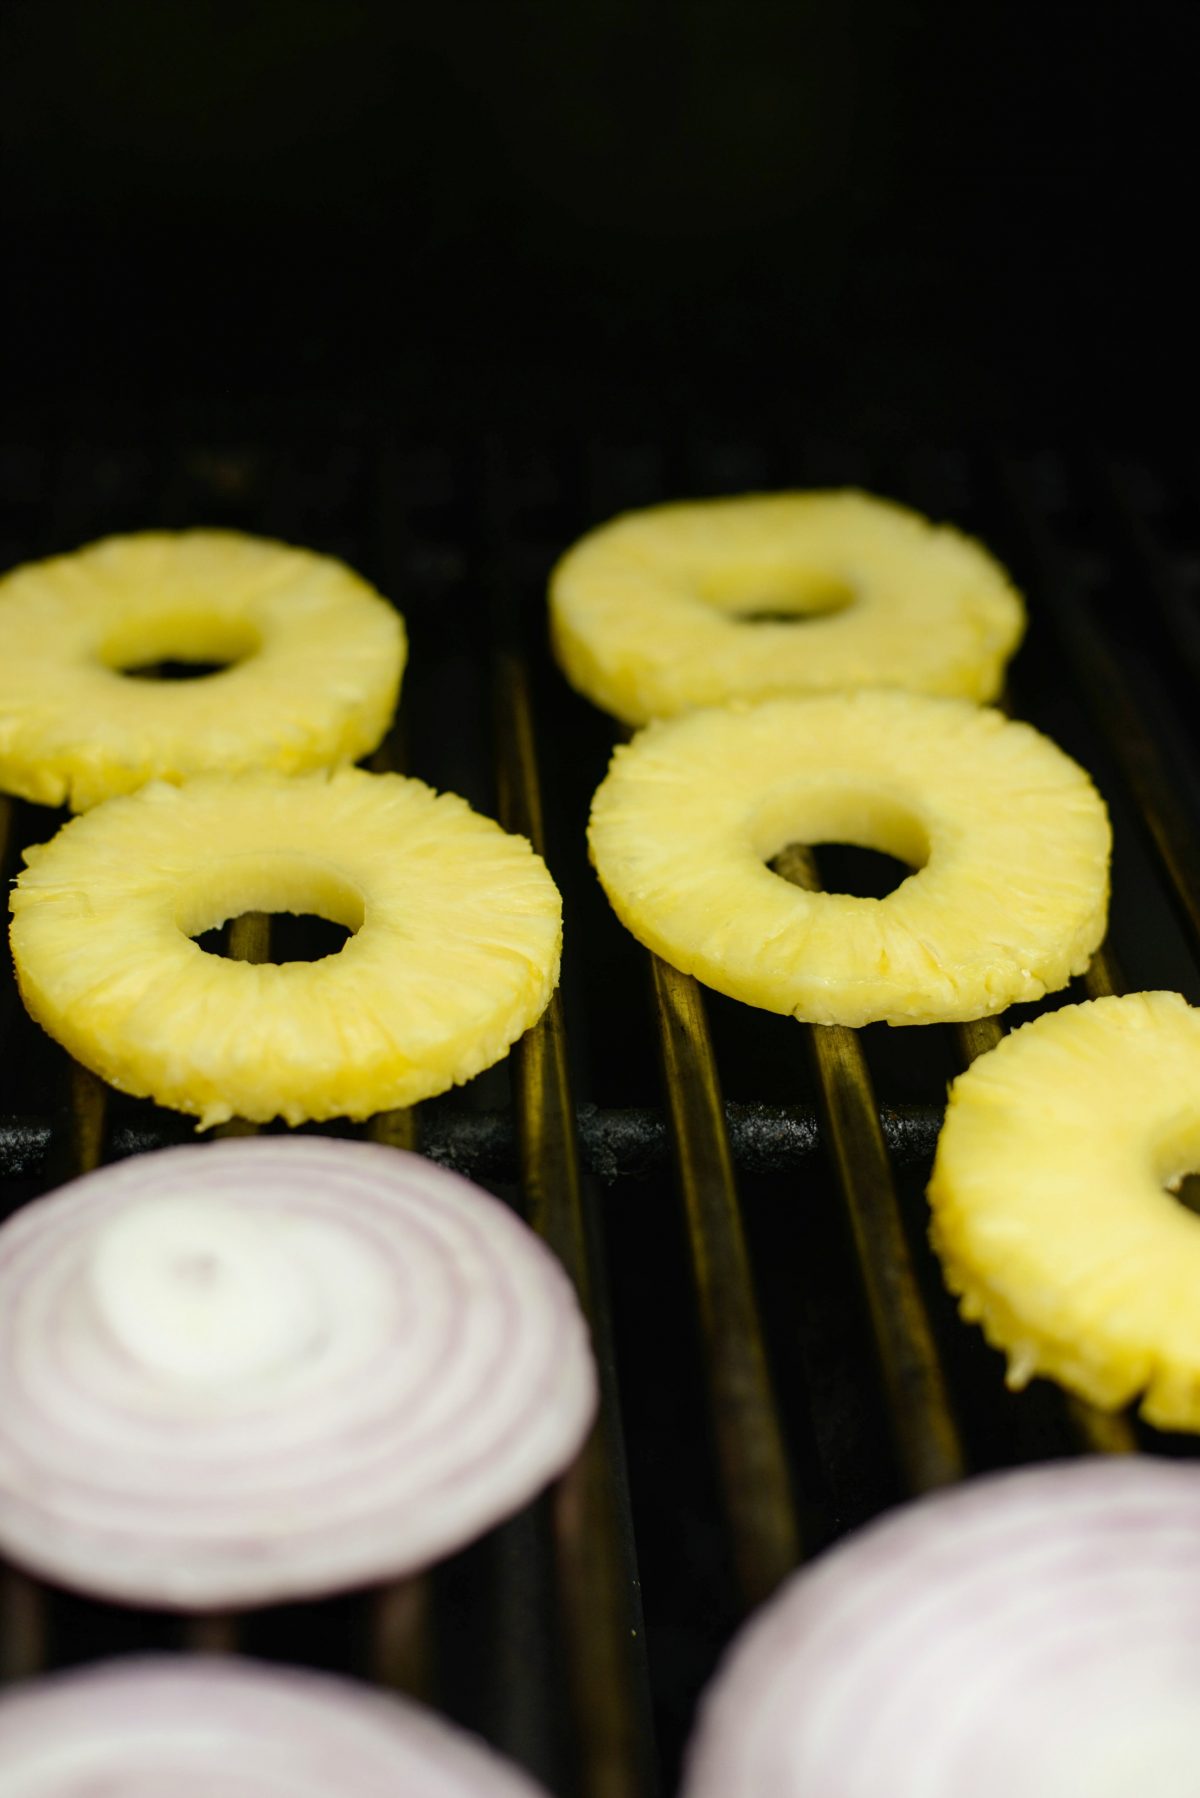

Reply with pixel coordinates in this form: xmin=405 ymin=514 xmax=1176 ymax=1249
xmin=89 ymin=1197 xmax=323 ymax=1387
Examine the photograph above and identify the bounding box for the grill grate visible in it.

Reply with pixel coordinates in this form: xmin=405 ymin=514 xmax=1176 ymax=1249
xmin=2 ymin=434 xmax=1200 ymax=1795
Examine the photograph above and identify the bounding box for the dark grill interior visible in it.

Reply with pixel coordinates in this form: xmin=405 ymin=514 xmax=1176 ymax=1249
xmin=3 ymin=433 xmax=1200 ymax=1797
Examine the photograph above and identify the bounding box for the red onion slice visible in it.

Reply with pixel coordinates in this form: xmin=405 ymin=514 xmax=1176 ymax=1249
xmin=684 ymin=1458 xmax=1200 ymax=1798
xmin=0 ymin=1655 xmax=548 ymax=1795
xmin=0 ymin=1138 xmax=597 ymax=1609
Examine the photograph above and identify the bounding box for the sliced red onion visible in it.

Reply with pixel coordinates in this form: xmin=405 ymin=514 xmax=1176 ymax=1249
xmin=0 ymin=1138 xmax=597 ymax=1609
xmin=684 ymin=1458 xmax=1200 ymax=1798
xmin=0 ymin=1655 xmax=548 ymax=1795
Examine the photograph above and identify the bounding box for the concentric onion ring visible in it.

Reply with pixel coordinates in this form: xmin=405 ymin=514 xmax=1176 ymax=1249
xmin=0 ymin=1139 xmax=597 ymax=1609
xmin=684 ymin=1458 xmax=1200 ymax=1798
xmin=0 ymin=1656 xmax=548 ymax=1795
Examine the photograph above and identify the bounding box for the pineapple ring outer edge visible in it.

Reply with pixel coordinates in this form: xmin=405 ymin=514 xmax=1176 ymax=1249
xmin=587 ymin=690 xmax=1112 ymax=1028
xmin=549 ymin=490 xmax=1026 ymax=726
xmin=929 ymin=991 xmax=1200 ymax=1432
xmin=0 ymin=529 xmax=407 ymax=811
xmin=8 ymin=768 xmax=563 ymax=1128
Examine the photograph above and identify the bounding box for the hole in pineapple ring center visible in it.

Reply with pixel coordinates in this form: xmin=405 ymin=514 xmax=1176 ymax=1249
xmin=755 ymin=785 xmax=930 ymax=897
xmin=195 ymin=913 xmax=356 ymax=964
xmin=772 ymin=842 xmax=915 ymax=900
xmin=1168 ymin=1173 xmax=1200 ymax=1217
xmin=698 ymin=565 xmax=855 ymax=623
xmin=99 ymin=613 xmax=262 ymax=681
xmin=1156 ymin=1123 xmax=1200 ymax=1217
xmin=175 ymin=856 xmax=365 ymax=964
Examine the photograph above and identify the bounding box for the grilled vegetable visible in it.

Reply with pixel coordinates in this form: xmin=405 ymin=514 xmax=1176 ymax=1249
xmin=685 ymin=1459 xmax=1200 ymax=1798
xmin=0 ymin=1139 xmax=596 ymax=1608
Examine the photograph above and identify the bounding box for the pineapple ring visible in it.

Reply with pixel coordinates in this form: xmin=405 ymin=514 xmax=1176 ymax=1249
xmin=0 ymin=529 xmax=406 ymax=810
xmin=930 ymin=992 xmax=1200 ymax=1430
xmin=9 ymin=768 xmax=562 ymax=1127
xmin=588 ymin=691 xmax=1111 ymax=1027
xmin=550 ymin=490 xmax=1025 ymax=725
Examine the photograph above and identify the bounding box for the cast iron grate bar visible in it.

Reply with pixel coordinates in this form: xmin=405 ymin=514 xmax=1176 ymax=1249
xmin=0 ymin=1100 xmax=945 ymax=1187
xmin=1 ymin=1056 xmax=111 ymax=1676
xmin=0 ymin=798 xmax=17 ymax=1067
xmin=0 ymin=1569 xmax=44 ymax=1685
xmin=649 ymin=956 xmax=802 ymax=1609
xmin=773 ymin=844 xmax=967 ymax=1494
xmin=367 ymin=1577 xmax=434 ymax=1700
xmin=362 ymin=715 xmax=427 ymax=1692
xmin=1 ymin=442 xmax=113 ymax=1684
xmin=495 ymin=651 xmax=657 ymax=1798
xmin=996 ymin=458 xmax=1200 ymax=965
xmin=366 ymin=717 xmax=419 ymax=1157
xmin=1096 ymin=459 xmax=1200 ymax=698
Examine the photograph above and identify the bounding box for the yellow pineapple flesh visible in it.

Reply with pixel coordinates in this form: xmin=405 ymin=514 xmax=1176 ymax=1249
xmin=929 ymin=991 xmax=1200 ymax=1430
xmin=551 ymin=490 xmax=1025 ymax=726
xmin=9 ymin=768 xmax=562 ymax=1127
xmin=588 ymin=691 xmax=1110 ymax=1027
xmin=0 ymin=530 xmax=406 ymax=810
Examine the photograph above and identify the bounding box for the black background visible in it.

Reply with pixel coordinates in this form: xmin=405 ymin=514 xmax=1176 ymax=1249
xmin=2 ymin=0 xmax=1195 ymax=450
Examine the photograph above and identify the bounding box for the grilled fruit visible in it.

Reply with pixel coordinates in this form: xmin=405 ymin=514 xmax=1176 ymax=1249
xmin=9 ymin=768 xmax=562 ymax=1127
xmin=588 ymin=692 xmax=1111 ymax=1027
xmin=0 ymin=530 xmax=405 ymax=810
xmin=550 ymin=490 xmax=1024 ymax=726
xmin=930 ymin=991 xmax=1200 ymax=1429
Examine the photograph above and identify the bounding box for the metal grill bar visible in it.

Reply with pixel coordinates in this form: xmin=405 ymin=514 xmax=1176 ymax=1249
xmin=774 ymin=845 xmax=966 ymax=1494
xmin=998 ymin=459 xmax=1200 ymax=962
xmin=366 ymin=722 xmax=420 ymax=1157
xmin=1083 ymin=945 xmax=1125 ymax=1003
xmin=0 ymin=1571 xmax=44 ymax=1684
xmin=358 ymin=505 xmax=427 ymax=1699
xmin=209 ymin=913 xmax=268 ymax=1143
xmin=64 ymin=1063 xmax=107 ymax=1177
xmin=1 ymin=1051 xmax=112 ymax=1677
xmin=184 ymin=1615 xmax=239 ymax=1656
xmin=226 ymin=912 xmax=270 ymax=965
xmin=367 ymin=1577 xmax=434 ymax=1699
xmin=495 ymin=652 xmax=656 ymax=1798
xmin=0 ymin=799 xmax=18 ymax=1065
xmin=1 ymin=450 xmax=106 ymax=1681
xmin=649 ymin=957 xmax=801 ymax=1608
xmin=0 ymin=1100 xmax=946 ymax=1186
xmin=1098 ymin=461 xmax=1200 ymax=693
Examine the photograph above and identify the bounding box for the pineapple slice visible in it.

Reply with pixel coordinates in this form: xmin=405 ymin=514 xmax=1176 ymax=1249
xmin=550 ymin=490 xmax=1024 ymax=726
xmin=588 ymin=691 xmax=1110 ymax=1026
xmin=929 ymin=992 xmax=1200 ymax=1430
xmin=9 ymin=768 xmax=562 ymax=1128
xmin=0 ymin=530 xmax=405 ymax=810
